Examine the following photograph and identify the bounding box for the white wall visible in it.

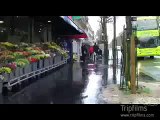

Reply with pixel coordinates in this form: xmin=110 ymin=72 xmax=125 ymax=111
xmin=73 ymin=40 xmax=78 ymax=53
xmin=72 ymin=40 xmax=82 ymax=62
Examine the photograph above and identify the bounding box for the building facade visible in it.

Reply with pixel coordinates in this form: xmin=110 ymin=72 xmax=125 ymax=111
xmin=71 ymin=16 xmax=94 ymax=62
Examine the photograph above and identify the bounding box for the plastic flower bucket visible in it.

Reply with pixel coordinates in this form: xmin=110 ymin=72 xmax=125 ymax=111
xmin=31 ymin=62 xmax=38 ymax=71
xmin=0 ymin=77 xmax=3 ymax=94
xmin=44 ymin=58 xmax=50 ymax=67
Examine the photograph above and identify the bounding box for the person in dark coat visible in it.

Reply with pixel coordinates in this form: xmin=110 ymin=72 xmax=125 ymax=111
xmin=93 ymin=43 xmax=99 ymax=55
xmin=81 ymin=44 xmax=87 ymax=62
xmin=98 ymin=48 xmax=102 ymax=56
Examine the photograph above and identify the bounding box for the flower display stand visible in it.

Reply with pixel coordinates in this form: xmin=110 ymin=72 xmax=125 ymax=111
xmin=3 ymin=55 xmax=69 ymax=93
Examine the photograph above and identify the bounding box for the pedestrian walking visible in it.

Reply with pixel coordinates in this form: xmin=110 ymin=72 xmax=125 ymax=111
xmin=81 ymin=44 xmax=87 ymax=62
xmin=93 ymin=43 xmax=99 ymax=61
xmin=89 ymin=45 xmax=94 ymax=59
xmin=98 ymin=48 xmax=102 ymax=56
xmin=93 ymin=43 xmax=99 ymax=55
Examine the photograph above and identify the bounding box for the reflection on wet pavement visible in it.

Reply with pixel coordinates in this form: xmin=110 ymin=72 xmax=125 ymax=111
xmin=0 ymin=55 xmax=121 ymax=104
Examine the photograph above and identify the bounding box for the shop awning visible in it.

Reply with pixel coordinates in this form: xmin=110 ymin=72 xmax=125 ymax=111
xmin=60 ymin=16 xmax=84 ymax=33
xmin=33 ymin=16 xmax=86 ymax=36
xmin=62 ymin=33 xmax=88 ymax=39
xmin=59 ymin=16 xmax=88 ymax=39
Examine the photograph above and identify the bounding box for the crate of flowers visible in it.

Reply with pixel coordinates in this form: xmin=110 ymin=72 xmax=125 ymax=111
xmin=28 ymin=57 xmax=38 ymax=72
xmin=5 ymin=62 xmax=17 ymax=80
xmin=15 ymin=59 xmax=30 ymax=76
xmin=0 ymin=67 xmax=12 ymax=82
xmin=0 ymin=74 xmax=4 ymax=93
xmin=43 ymin=54 xmax=51 ymax=68
xmin=54 ymin=52 xmax=61 ymax=65
xmin=32 ymin=55 xmax=45 ymax=69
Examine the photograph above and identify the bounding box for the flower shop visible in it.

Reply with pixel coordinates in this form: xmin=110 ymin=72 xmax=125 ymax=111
xmin=0 ymin=16 xmax=85 ymax=94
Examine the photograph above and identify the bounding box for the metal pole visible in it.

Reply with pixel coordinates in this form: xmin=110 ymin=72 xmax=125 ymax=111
xmin=103 ymin=16 xmax=108 ymax=63
xmin=130 ymin=34 xmax=136 ymax=94
xmin=113 ymin=16 xmax=117 ymax=83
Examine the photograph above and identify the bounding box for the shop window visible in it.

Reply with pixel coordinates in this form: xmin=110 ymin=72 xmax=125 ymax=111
xmin=0 ymin=16 xmax=9 ymax=42
xmin=34 ymin=21 xmax=46 ymax=43
xmin=33 ymin=16 xmax=53 ymax=43
xmin=11 ymin=16 xmax=29 ymax=43
xmin=1 ymin=16 xmax=30 ymax=43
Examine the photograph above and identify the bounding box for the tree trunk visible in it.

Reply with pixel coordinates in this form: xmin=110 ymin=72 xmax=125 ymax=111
xmin=130 ymin=35 xmax=136 ymax=94
xmin=125 ymin=16 xmax=133 ymax=91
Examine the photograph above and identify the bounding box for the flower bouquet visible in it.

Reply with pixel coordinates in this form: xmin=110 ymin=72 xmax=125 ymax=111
xmin=15 ymin=59 xmax=30 ymax=68
xmin=6 ymin=55 xmax=16 ymax=63
xmin=0 ymin=67 xmax=12 ymax=74
xmin=28 ymin=57 xmax=38 ymax=63
xmin=0 ymin=67 xmax=12 ymax=81
xmin=5 ymin=62 xmax=17 ymax=71
xmin=27 ymin=50 xmax=39 ymax=55
xmin=12 ymin=52 xmax=25 ymax=59
xmin=28 ymin=57 xmax=38 ymax=71
xmin=0 ymin=50 xmax=13 ymax=64
xmin=15 ymin=59 xmax=30 ymax=75
xmin=5 ymin=62 xmax=18 ymax=79
xmin=45 ymin=54 xmax=51 ymax=58
xmin=0 ymin=42 xmax=18 ymax=50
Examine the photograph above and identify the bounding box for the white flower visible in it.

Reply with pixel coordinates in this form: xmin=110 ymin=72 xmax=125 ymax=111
xmin=45 ymin=54 xmax=51 ymax=57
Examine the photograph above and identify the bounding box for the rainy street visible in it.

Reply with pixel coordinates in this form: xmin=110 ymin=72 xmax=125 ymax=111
xmin=1 ymin=16 xmax=160 ymax=106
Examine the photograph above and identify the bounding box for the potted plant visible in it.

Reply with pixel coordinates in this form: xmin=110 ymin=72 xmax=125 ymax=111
xmin=0 ymin=50 xmax=12 ymax=65
xmin=5 ymin=62 xmax=17 ymax=80
xmin=33 ymin=55 xmax=45 ymax=69
xmin=15 ymin=59 xmax=30 ymax=76
xmin=0 ymin=74 xmax=4 ymax=94
xmin=43 ymin=54 xmax=51 ymax=67
xmin=28 ymin=57 xmax=38 ymax=71
xmin=0 ymin=67 xmax=12 ymax=82
xmin=12 ymin=52 xmax=25 ymax=59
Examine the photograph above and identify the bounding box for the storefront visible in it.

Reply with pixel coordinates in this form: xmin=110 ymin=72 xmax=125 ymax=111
xmin=0 ymin=16 xmax=85 ymax=43
xmin=0 ymin=16 xmax=86 ymax=59
xmin=0 ymin=16 xmax=86 ymax=94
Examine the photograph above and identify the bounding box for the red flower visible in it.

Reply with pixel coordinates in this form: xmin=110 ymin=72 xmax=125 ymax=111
xmin=28 ymin=57 xmax=38 ymax=63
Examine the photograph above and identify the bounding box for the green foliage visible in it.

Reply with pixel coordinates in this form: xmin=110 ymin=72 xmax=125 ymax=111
xmin=15 ymin=59 xmax=29 ymax=68
xmin=12 ymin=52 xmax=24 ymax=59
xmin=0 ymin=67 xmax=12 ymax=74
